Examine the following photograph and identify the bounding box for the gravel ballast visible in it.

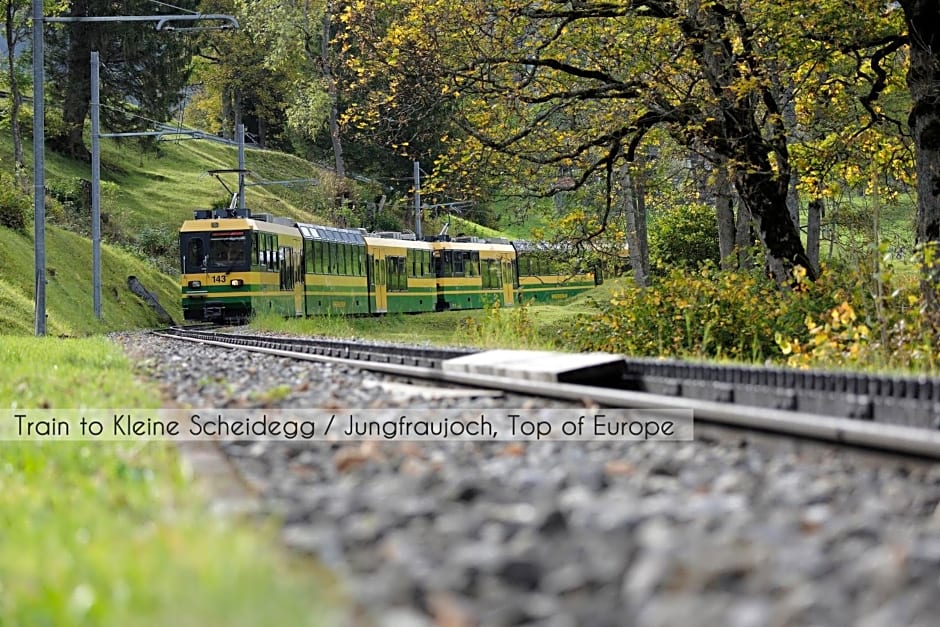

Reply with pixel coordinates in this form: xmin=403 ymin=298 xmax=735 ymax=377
xmin=115 ymin=332 xmax=940 ymax=627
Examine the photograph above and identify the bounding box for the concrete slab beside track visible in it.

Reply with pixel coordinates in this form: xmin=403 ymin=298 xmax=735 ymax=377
xmin=441 ymin=349 xmax=626 ymax=384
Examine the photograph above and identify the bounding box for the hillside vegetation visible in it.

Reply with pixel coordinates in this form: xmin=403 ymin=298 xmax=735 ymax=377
xmin=0 ymin=133 xmax=337 ymax=335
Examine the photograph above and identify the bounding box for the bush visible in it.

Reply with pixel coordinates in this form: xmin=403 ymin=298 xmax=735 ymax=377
xmin=648 ymin=202 xmax=720 ymax=272
xmin=0 ymin=174 xmax=31 ymax=232
xmin=459 ymin=300 xmax=550 ymax=349
xmin=778 ymin=249 xmax=939 ymax=371
xmin=133 ymin=226 xmax=180 ymax=275
xmin=564 ymin=255 xmax=938 ymax=372
xmin=46 ymin=177 xmax=89 ymax=212
xmin=564 ymin=263 xmax=838 ymax=362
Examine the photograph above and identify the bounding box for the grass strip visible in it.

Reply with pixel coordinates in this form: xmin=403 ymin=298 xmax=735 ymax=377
xmin=0 ymin=336 xmax=338 ymax=627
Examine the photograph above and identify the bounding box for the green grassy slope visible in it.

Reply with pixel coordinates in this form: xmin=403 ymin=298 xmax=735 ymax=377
xmin=1 ymin=130 xmax=333 ymax=336
xmin=0 ymin=225 xmax=181 ymax=335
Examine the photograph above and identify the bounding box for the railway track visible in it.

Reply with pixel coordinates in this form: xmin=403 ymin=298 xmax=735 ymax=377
xmin=155 ymin=326 xmax=940 ymax=459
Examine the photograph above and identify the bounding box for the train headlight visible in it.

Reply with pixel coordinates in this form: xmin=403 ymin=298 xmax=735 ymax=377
xmin=188 ymin=280 xmax=201 ymax=288
xmin=230 ymin=279 xmax=244 ymax=288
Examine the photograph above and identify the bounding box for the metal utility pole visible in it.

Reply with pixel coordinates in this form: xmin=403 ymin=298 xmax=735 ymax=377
xmin=30 ymin=9 xmax=238 ymax=336
xmin=32 ymin=0 xmax=45 ymax=335
xmin=91 ymin=51 xmax=102 ymax=319
xmin=414 ymin=161 xmax=422 ymax=239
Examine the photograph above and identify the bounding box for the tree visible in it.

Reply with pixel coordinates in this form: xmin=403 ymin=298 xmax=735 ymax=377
xmin=45 ymin=0 xmax=198 ymax=159
xmin=897 ymin=0 xmax=940 ymax=324
xmin=190 ymin=0 xmax=291 ymax=147
xmin=343 ymin=1 xmax=914 ymax=284
xmin=2 ymin=0 xmax=30 ymax=183
xmin=237 ymin=0 xmax=347 ymax=176
xmin=339 ymin=0 xmax=465 ymax=190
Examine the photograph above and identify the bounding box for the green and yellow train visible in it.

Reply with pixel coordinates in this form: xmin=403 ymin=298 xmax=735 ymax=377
xmin=180 ymin=211 xmax=600 ymax=323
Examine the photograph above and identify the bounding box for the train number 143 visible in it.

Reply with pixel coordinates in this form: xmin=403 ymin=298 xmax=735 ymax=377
xmin=211 ymin=274 xmax=228 ymax=284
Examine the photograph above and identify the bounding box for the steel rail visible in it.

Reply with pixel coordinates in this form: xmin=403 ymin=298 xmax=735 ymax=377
xmin=153 ymin=329 xmax=940 ymax=459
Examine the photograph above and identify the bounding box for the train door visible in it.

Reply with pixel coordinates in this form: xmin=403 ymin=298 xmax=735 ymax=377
xmin=373 ymin=248 xmax=387 ymax=312
xmin=294 ymin=247 xmax=304 ymax=316
xmin=502 ymin=257 xmax=515 ymax=305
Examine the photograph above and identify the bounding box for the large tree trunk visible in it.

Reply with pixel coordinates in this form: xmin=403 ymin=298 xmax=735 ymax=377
xmin=735 ymin=197 xmax=754 ymax=270
xmin=5 ymin=3 xmax=23 ymax=182
xmin=619 ymin=164 xmax=649 ymax=287
xmin=715 ymin=163 xmax=736 ymax=269
xmin=779 ymin=77 xmax=801 ymax=232
xmin=48 ymin=10 xmax=92 ymax=160
xmin=221 ymin=88 xmax=234 ymax=140
xmin=807 ymin=198 xmax=823 ymax=275
xmin=684 ymin=1 xmax=814 ymax=282
xmin=735 ymin=167 xmax=816 ymax=282
xmin=257 ymin=116 xmax=267 ymax=148
xmin=322 ymin=5 xmax=346 ymax=179
xmin=900 ymin=0 xmax=940 ymax=324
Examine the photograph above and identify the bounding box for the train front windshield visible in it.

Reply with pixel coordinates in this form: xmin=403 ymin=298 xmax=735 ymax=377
xmin=180 ymin=231 xmax=250 ymax=273
xmin=208 ymin=232 xmax=249 ymax=271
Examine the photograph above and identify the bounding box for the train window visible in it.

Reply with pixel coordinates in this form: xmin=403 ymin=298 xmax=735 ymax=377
xmin=358 ymin=250 xmax=365 ymax=276
xmin=336 ymin=243 xmax=345 ymax=275
xmin=388 ymin=256 xmax=406 ymax=291
xmin=346 ymin=245 xmax=354 ymax=276
xmin=453 ymin=251 xmax=465 ymax=276
xmin=468 ymin=252 xmax=480 ymax=277
xmin=441 ymin=251 xmax=452 ymax=277
xmin=387 ymin=257 xmax=397 ymax=290
xmin=304 ymin=242 xmax=313 ymax=273
xmin=484 ymin=260 xmax=502 ymax=289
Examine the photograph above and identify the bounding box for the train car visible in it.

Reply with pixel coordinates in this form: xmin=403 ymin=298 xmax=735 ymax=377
xmin=513 ymin=240 xmax=601 ymax=304
xmin=299 ymin=223 xmax=370 ymax=315
xmin=180 ymin=212 xmax=304 ymax=322
xmin=363 ymin=232 xmax=437 ymax=313
xmin=430 ymin=237 xmax=517 ymax=310
xmin=181 ymin=210 xmax=602 ymax=322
